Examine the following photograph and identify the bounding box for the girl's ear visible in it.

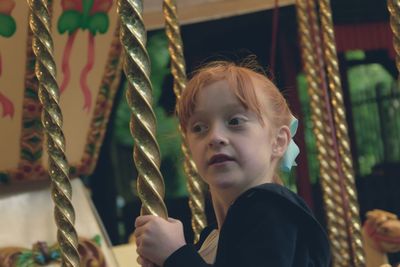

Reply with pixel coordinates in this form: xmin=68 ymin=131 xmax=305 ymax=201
xmin=272 ymin=125 xmax=291 ymax=158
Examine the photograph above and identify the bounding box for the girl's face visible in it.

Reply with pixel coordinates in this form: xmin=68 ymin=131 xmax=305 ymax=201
xmin=186 ymin=80 xmax=278 ymax=195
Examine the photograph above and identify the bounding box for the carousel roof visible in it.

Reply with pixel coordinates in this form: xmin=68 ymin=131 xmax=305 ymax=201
xmin=143 ymin=0 xmax=295 ymax=30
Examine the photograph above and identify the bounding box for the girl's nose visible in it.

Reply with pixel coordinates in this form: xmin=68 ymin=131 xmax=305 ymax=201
xmin=208 ymin=138 xmax=227 ymax=148
xmin=208 ymin=125 xmax=228 ymax=148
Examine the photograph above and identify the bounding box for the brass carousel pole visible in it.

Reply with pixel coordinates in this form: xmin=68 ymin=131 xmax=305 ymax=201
xmin=28 ymin=0 xmax=80 ymax=266
xmin=318 ymin=0 xmax=365 ymax=266
xmin=388 ymin=0 xmax=400 ymax=77
xmin=117 ymin=0 xmax=168 ymax=218
xmin=295 ymin=1 xmax=350 ymax=266
xmin=162 ymin=0 xmax=207 ymax=242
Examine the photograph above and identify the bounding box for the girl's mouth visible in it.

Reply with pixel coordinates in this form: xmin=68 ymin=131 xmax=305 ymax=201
xmin=208 ymin=154 xmax=235 ymax=165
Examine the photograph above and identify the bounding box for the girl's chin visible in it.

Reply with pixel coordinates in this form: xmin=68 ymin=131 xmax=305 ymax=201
xmin=208 ymin=177 xmax=241 ymax=190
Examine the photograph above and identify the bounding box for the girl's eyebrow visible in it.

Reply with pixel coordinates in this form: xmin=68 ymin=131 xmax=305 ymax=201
xmin=190 ymin=110 xmax=207 ymax=118
xmin=193 ymin=103 xmax=246 ymax=115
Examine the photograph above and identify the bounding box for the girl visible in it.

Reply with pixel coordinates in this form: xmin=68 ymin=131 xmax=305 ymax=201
xmin=134 ymin=61 xmax=331 ymax=267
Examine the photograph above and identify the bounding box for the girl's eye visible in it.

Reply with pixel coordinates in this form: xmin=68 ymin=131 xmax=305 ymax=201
xmin=191 ymin=123 xmax=208 ymax=133
xmin=228 ymin=117 xmax=246 ymax=126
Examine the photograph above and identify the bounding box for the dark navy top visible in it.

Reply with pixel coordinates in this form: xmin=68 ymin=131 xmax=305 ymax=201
xmin=164 ymin=183 xmax=331 ymax=267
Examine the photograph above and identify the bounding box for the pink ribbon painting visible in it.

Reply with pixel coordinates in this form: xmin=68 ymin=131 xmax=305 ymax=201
xmin=58 ymin=0 xmax=112 ymax=112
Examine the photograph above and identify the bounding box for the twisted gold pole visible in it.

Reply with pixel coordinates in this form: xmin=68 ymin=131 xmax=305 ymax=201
xmin=388 ymin=0 xmax=400 ymax=77
xmin=28 ymin=0 xmax=80 ymax=266
xmin=162 ymin=0 xmax=207 ymax=242
xmin=118 ymin=0 xmax=168 ymax=218
xmin=181 ymin=141 xmax=207 ymax=242
xmin=295 ymin=1 xmax=350 ymax=266
xmin=307 ymin=1 xmax=353 ymax=265
xmin=318 ymin=0 xmax=365 ymax=266
xmin=163 ymin=0 xmax=187 ymax=96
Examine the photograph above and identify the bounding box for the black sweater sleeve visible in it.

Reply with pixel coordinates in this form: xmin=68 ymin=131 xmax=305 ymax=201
xmin=163 ymin=244 xmax=211 ymax=267
xmin=163 ymin=226 xmax=215 ymax=267
xmin=164 ymin=200 xmax=299 ymax=267
xmin=164 ymin=185 xmax=330 ymax=267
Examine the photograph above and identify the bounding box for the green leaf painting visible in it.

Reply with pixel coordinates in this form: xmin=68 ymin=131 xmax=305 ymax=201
xmin=0 ymin=14 xmax=16 ymax=37
xmin=57 ymin=0 xmax=113 ymax=111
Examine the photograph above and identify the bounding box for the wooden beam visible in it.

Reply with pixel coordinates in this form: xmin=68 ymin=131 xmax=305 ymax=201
xmin=144 ymin=0 xmax=295 ymax=30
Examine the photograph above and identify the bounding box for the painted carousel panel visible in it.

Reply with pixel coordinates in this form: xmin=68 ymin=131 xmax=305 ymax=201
xmin=0 ymin=0 xmax=29 ymax=173
xmin=0 ymin=0 xmax=122 ymax=184
xmin=0 ymin=178 xmax=118 ymax=266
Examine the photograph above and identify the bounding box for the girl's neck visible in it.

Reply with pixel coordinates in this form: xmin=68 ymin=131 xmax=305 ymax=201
xmin=209 ymin=173 xmax=278 ymax=229
xmin=210 ymin=187 xmax=242 ymax=229
xmin=210 ymin=191 xmax=229 ymax=230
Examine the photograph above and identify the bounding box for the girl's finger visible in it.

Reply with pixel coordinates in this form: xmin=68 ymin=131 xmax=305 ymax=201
xmin=134 ymin=226 xmax=144 ymax=238
xmin=135 ymin=234 xmax=141 ymax=247
xmin=137 ymin=255 xmax=144 ymax=265
xmin=137 ymin=255 xmax=155 ymax=267
xmin=135 ymin=215 xmax=155 ymax=228
xmin=136 ymin=244 xmax=143 ymax=256
xmin=168 ymin=217 xmax=178 ymax=222
xmin=143 ymin=258 xmax=155 ymax=267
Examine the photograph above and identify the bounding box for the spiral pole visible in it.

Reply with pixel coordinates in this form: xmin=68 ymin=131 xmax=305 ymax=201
xmin=307 ymin=0 xmax=354 ymax=265
xmin=28 ymin=0 xmax=80 ymax=266
xmin=162 ymin=0 xmax=207 ymax=242
xmin=118 ymin=0 xmax=168 ymax=218
xmin=295 ymin=1 xmax=350 ymax=265
xmin=388 ymin=0 xmax=400 ymax=78
xmin=163 ymin=0 xmax=187 ymax=96
xmin=318 ymin=0 xmax=365 ymax=266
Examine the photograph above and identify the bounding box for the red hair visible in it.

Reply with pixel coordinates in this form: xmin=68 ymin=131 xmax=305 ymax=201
xmin=177 ymin=61 xmax=293 ymax=134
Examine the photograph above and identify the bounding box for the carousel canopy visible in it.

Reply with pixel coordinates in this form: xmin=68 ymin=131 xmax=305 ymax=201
xmin=143 ymin=0 xmax=295 ymax=30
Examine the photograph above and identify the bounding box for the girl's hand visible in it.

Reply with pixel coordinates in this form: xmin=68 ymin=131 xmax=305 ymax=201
xmin=129 ymin=234 xmax=156 ymax=267
xmin=137 ymin=255 xmax=156 ymax=267
xmin=134 ymin=215 xmax=186 ymax=266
